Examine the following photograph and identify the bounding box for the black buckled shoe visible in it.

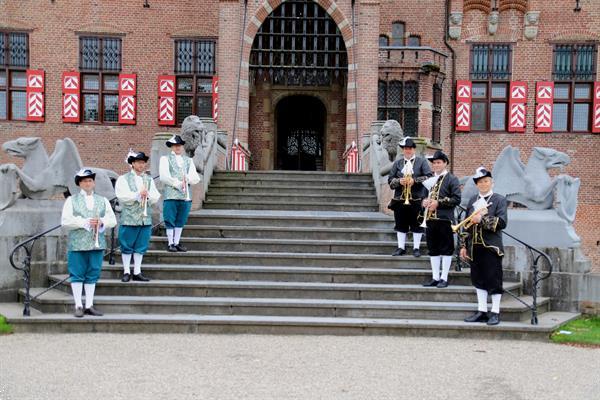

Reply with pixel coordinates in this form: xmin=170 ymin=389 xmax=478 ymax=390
xmin=487 ymin=312 xmax=501 ymax=326
xmin=436 ymin=280 xmax=449 ymax=288
xmin=464 ymin=311 xmax=489 ymax=323
xmin=74 ymin=307 xmax=84 ymax=318
xmin=84 ymin=307 xmax=103 ymax=317
xmin=167 ymin=244 xmax=178 ymax=252
xmin=121 ymin=273 xmax=131 ymax=283
xmin=174 ymin=244 xmax=187 ymax=252
xmin=392 ymin=248 xmax=406 ymax=256
xmin=413 ymin=248 xmax=421 ymax=257
xmin=132 ymin=273 xmax=150 ymax=282
xmin=422 ymin=279 xmax=440 ymax=287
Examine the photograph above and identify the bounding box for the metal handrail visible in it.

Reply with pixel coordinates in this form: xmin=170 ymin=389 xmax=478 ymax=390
xmin=8 ymin=174 xmax=161 ymax=316
xmin=456 ymin=205 xmax=554 ymax=325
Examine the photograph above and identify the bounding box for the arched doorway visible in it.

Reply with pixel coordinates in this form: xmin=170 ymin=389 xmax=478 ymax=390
xmin=275 ymin=95 xmax=326 ymax=171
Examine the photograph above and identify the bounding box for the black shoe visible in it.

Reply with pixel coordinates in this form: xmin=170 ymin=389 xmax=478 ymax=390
xmin=487 ymin=312 xmax=501 ymax=326
xmin=413 ymin=248 xmax=421 ymax=257
xmin=84 ymin=307 xmax=103 ymax=316
xmin=74 ymin=307 xmax=84 ymax=318
xmin=436 ymin=280 xmax=449 ymax=288
xmin=175 ymin=244 xmax=187 ymax=252
xmin=392 ymin=248 xmax=406 ymax=256
xmin=464 ymin=311 xmax=489 ymax=323
xmin=121 ymin=273 xmax=131 ymax=283
xmin=422 ymin=279 xmax=440 ymax=287
xmin=132 ymin=273 xmax=150 ymax=282
xmin=167 ymin=244 xmax=178 ymax=252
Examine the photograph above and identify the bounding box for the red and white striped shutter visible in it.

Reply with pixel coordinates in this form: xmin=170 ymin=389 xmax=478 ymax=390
xmin=534 ymin=82 xmax=554 ymax=133
xmin=212 ymin=76 xmax=219 ymax=122
xmin=345 ymin=142 xmax=359 ymax=173
xmin=158 ymin=75 xmax=175 ymax=126
xmin=455 ymin=80 xmax=472 ymax=132
xmin=26 ymin=69 xmax=45 ymax=122
xmin=593 ymin=82 xmax=600 ymax=134
xmin=231 ymin=141 xmax=247 ymax=171
xmin=508 ymin=81 xmax=527 ymax=133
xmin=62 ymin=72 xmax=81 ymax=123
xmin=118 ymin=74 xmax=136 ymax=124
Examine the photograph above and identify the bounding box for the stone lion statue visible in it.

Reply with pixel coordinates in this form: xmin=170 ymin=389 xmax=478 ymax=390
xmin=180 ymin=115 xmax=216 ymax=175
xmin=380 ymin=119 xmax=403 ymax=162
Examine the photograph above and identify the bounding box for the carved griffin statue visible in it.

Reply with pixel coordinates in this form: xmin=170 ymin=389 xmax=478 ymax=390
xmin=0 ymin=137 xmax=118 ymax=210
xmin=180 ymin=115 xmax=216 ymax=175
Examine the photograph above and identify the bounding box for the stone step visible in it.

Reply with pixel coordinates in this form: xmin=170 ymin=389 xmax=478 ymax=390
xmin=208 ymin=185 xmax=376 ymax=196
xmin=202 ymin=201 xmax=379 ymax=212
xmin=205 ymin=193 xmax=377 ymax=204
xmin=0 ymin=303 xmax=578 ymax=341
xmin=24 ymin=289 xmax=549 ymax=322
xmin=138 ymin=250 xmax=432 ymax=268
xmin=49 ymin=275 xmax=522 ymax=302
xmin=210 ymin=179 xmax=375 ymax=189
xmin=148 ymin=237 xmax=409 ymax=255
xmin=179 ymin=225 xmax=397 ymax=241
xmin=212 ymin=171 xmax=373 ymax=182
xmin=187 ymin=210 xmax=393 ymax=229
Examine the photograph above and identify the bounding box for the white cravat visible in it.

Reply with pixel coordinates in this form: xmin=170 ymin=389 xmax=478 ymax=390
xmin=172 ymin=152 xmax=184 ymax=167
xmin=79 ymin=189 xmax=95 ymax=210
xmin=435 ymin=170 xmax=448 ymax=178
xmin=478 ymin=190 xmax=493 ymax=200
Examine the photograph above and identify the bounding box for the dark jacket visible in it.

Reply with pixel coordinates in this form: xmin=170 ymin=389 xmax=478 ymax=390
xmin=461 ymin=192 xmax=508 ymax=257
xmin=428 ymin=173 xmax=461 ymax=222
xmin=388 ymin=156 xmax=433 ymax=200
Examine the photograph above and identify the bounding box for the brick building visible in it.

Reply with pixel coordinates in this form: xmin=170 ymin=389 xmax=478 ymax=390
xmin=0 ymin=0 xmax=598 ymax=268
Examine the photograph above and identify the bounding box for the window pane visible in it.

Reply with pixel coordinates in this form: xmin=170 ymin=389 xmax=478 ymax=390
xmin=0 ymin=71 xmax=6 ymax=86
xmin=404 ymin=109 xmax=418 ymax=136
xmin=491 ymin=44 xmax=511 ymax=79
xmin=103 ymin=94 xmax=119 ymax=122
xmin=377 ymin=109 xmax=386 ymax=120
xmin=377 ymin=81 xmax=387 ymax=106
xmin=407 ymin=36 xmax=420 ymax=47
xmin=197 ymin=41 xmax=215 ymax=75
xmin=197 ymin=96 xmax=212 ymax=118
xmin=177 ymin=77 xmax=193 ymax=92
xmin=491 ymin=83 xmax=507 ymax=98
xmin=0 ymin=34 xmax=4 ymax=65
xmin=83 ymin=94 xmax=99 ymax=122
xmin=102 ymin=38 xmax=121 ymax=71
xmin=472 ymin=83 xmax=487 ymax=98
xmin=575 ymin=45 xmax=595 ymax=80
xmin=472 ymin=102 xmax=487 ymax=130
xmin=11 ymin=91 xmax=26 ymax=119
xmin=81 ymin=37 xmax=100 ymax=70
xmin=11 ymin=71 xmax=26 ymax=87
xmin=176 ymin=40 xmax=194 ymax=73
xmin=554 ymin=84 xmax=570 ymax=100
xmin=197 ymin=78 xmax=213 ymax=94
xmin=9 ymin=33 xmax=28 ymax=67
xmin=177 ymin=96 xmax=193 ymax=125
xmin=574 ymin=83 xmax=591 ymax=99
xmin=490 ymin=103 xmax=506 ymax=131
xmin=404 ymin=81 xmax=419 ymax=104
xmin=388 ymin=81 xmax=402 ymax=106
xmin=471 ymin=45 xmax=489 ymax=79
xmin=391 ymin=22 xmax=404 ymax=46
xmin=388 ymin=109 xmax=401 ymax=123
xmin=552 ymin=103 xmax=568 ymax=132
xmin=83 ymin=74 xmax=100 ymax=90
xmin=553 ymin=45 xmax=572 ymax=80
xmin=573 ymin=103 xmax=590 ymax=131
xmin=378 ymin=35 xmax=389 ymax=47
xmin=103 ymin=75 xmax=119 ymax=91
xmin=0 ymin=91 xmax=6 ymax=119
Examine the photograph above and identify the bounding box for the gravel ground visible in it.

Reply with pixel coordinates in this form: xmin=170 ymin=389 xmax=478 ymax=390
xmin=1 ymin=334 xmax=598 ymax=400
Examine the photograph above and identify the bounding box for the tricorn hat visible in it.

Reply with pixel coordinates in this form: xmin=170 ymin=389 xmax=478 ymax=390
xmin=126 ymin=149 xmax=150 ymax=164
xmin=166 ymin=134 xmax=185 ymax=147
xmin=74 ymin=168 xmax=96 ymax=186
xmin=399 ymin=137 xmax=417 ymax=148
xmin=427 ymin=150 xmax=450 ymax=164
xmin=472 ymin=166 xmax=492 ymax=183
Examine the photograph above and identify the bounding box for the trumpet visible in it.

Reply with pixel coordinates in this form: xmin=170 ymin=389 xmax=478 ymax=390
xmin=402 ymin=173 xmax=413 ymax=205
xmin=93 ymin=210 xmax=100 ymax=248
xmin=181 ymin=166 xmax=190 ymax=201
xmin=141 ymin=179 xmax=148 ymax=217
xmin=451 ymin=204 xmax=490 ymax=233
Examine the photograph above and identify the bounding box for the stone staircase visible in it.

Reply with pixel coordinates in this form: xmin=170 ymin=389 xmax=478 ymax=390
xmin=2 ymin=171 xmax=578 ymax=339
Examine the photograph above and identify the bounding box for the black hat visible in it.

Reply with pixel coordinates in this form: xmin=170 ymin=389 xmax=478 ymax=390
xmin=472 ymin=167 xmax=492 ymax=183
xmin=166 ymin=135 xmax=185 ymax=147
xmin=126 ymin=149 xmax=149 ymax=164
xmin=427 ymin=150 xmax=449 ymax=164
xmin=399 ymin=137 xmax=417 ymax=148
xmin=74 ymin=168 xmax=96 ymax=186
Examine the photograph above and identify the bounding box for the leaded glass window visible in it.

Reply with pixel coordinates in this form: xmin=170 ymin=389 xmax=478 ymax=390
xmin=0 ymin=31 xmax=29 ymax=120
xmin=377 ymin=80 xmax=419 ymax=136
xmin=432 ymin=84 xmax=442 ymax=143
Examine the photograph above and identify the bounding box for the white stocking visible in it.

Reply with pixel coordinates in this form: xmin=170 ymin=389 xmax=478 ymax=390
xmin=491 ymin=294 xmax=502 ymax=314
xmin=174 ymin=227 xmax=183 ymax=245
xmin=396 ymin=232 xmax=406 ymax=249
xmin=476 ymin=289 xmax=488 ymax=312
xmin=133 ymin=253 xmax=143 ymax=275
xmin=84 ymin=283 xmax=96 ymax=309
xmin=429 ymin=256 xmax=441 ymax=281
xmin=122 ymin=253 xmax=132 ymax=274
xmin=166 ymin=229 xmax=174 ymax=245
xmin=440 ymin=256 xmax=452 ymax=281
xmin=71 ymin=282 xmax=83 ymax=308
xmin=413 ymin=233 xmax=423 ymax=249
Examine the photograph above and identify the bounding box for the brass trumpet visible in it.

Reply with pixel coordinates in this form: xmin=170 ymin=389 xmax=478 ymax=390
xmin=451 ymin=204 xmax=489 ymax=233
xmin=402 ymin=173 xmax=413 ymax=205
xmin=141 ymin=179 xmax=148 ymax=217
xmin=93 ymin=210 xmax=100 ymax=248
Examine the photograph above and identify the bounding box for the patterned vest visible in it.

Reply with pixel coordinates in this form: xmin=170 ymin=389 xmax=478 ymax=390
xmin=68 ymin=193 xmax=107 ymax=251
xmin=163 ymin=153 xmax=192 ymax=201
xmin=120 ymin=171 xmax=153 ymax=226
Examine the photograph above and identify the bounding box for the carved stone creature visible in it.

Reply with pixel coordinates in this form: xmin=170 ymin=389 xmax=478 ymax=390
xmin=449 ymin=12 xmax=463 ymax=40
xmin=488 ymin=11 xmax=499 ymax=35
xmin=180 ymin=115 xmax=216 ymax=175
xmin=373 ymin=119 xmax=404 ymax=177
xmin=0 ymin=137 xmax=118 ymax=210
xmin=524 ymin=11 xmax=540 ymax=40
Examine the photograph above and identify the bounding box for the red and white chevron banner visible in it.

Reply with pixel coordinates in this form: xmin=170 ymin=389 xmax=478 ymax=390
xmin=510 ymin=103 xmax=526 ymax=129
xmin=508 ymin=81 xmax=527 ymax=132
xmin=121 ymin=78 xmax=134 ymax=91
xmin=63 ymin=94 xmax=79 ymax=119
xmin=119 ymin=95 xmax=136 ymax=123
xmin=231 ymin=140 xmax=248 ymax=171
xmin=28 ymin=74 xmax=43 ymax=89
xmin=594 ymin=82 xmax=600 ymax=134
xmin=62 ymin=71 xmax=81 ymax=123
xmin=159 ymin=78 xmax=174 ymax=94
xmin=64 ymin=75 xmax=79 ymax=90
xmin=537 ymin=85 xmax=553 ymax=99
xmin=27 ymin=93 xmax=43 ymax=118
xmin=455 ymin=80 xmax=472 ymax=131
xmin=536 ymin=104 xmax=552 ymax=128
xmin=26 ymin=70 xmax=45 ymax=121
xmin=212 ymin=76 xmax=219 ymax=122
xmin=535 ymin=82 xmax=554 ymax=133
xmin=344 ymin=142 xmax=359 ymax=173
xmin=159 ymin=97 xmax=174 ymax=122
xmin=158 ymin=75 xmax=176 ymax=126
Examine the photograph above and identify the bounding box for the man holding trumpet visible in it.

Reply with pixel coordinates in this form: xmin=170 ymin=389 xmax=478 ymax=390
xmin=61 ymin=169 xmax=117 ymax=317
xmin=421 ymin=150 xmax=461 ymax=288
xmin=459 ymin=167 xmax=508 ymax=326
xmin=115 ymin=150 xmax=161 ymax=282
xmin=388 ymin=137 xmax=432 ymax=257
xmin=159 ymin=135 xmax=200 ymax=252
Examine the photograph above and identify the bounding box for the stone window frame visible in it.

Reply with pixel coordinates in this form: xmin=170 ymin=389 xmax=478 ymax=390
xmin=173 ymin=38 xmax=216 ymax=126
xmin=469 ymin=43 xmax=513 ymax=132
xmin=551 ymin=43 xmax=597 ymax=133
xmin=78 ymin=36 xmax=123 ymax=124
xmin=0 ymin=31 xmax=29 ymax=121
xmin=377 ymin=78 xmax=419 ymax=137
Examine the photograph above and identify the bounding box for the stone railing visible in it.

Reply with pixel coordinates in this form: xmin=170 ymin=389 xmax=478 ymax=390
xmin=378 ymin=46 xmax=448 ymax=74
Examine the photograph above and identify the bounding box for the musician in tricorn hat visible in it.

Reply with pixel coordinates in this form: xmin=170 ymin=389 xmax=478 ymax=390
xmin=460 ymin=167 xmax=508 ymax=326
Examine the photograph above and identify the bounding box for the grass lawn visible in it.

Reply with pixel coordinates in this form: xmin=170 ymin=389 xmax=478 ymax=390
xmin=551 ymin=315 xmax=600 ymax=346
xmin=0 ymin=315 xmax=13 ymax=334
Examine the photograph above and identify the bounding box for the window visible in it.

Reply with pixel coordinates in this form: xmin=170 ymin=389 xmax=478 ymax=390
xmin=407 ymin=35 xmax=421 ymax=47
xmin=470 ymin=44 xmax=512 ymax=131
xmin=432 ymin=84 xmax=442 ymax=143
xmin=391 ymin=22 xmax=405 ymax=46
xmin=379 ymin=35 xmax=389 ymax=47
xmin=175 ymin=39 xmax=216 ymax=124
xmin=552 ymin=44 xmax=596 ymax=132
xmin=79 ymin=36 xmax=122 ymax=123
xmin=0 ymin=32 xmax=29 ymax=120
xmin=377 ymin=80 xmax=419 ymax=136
